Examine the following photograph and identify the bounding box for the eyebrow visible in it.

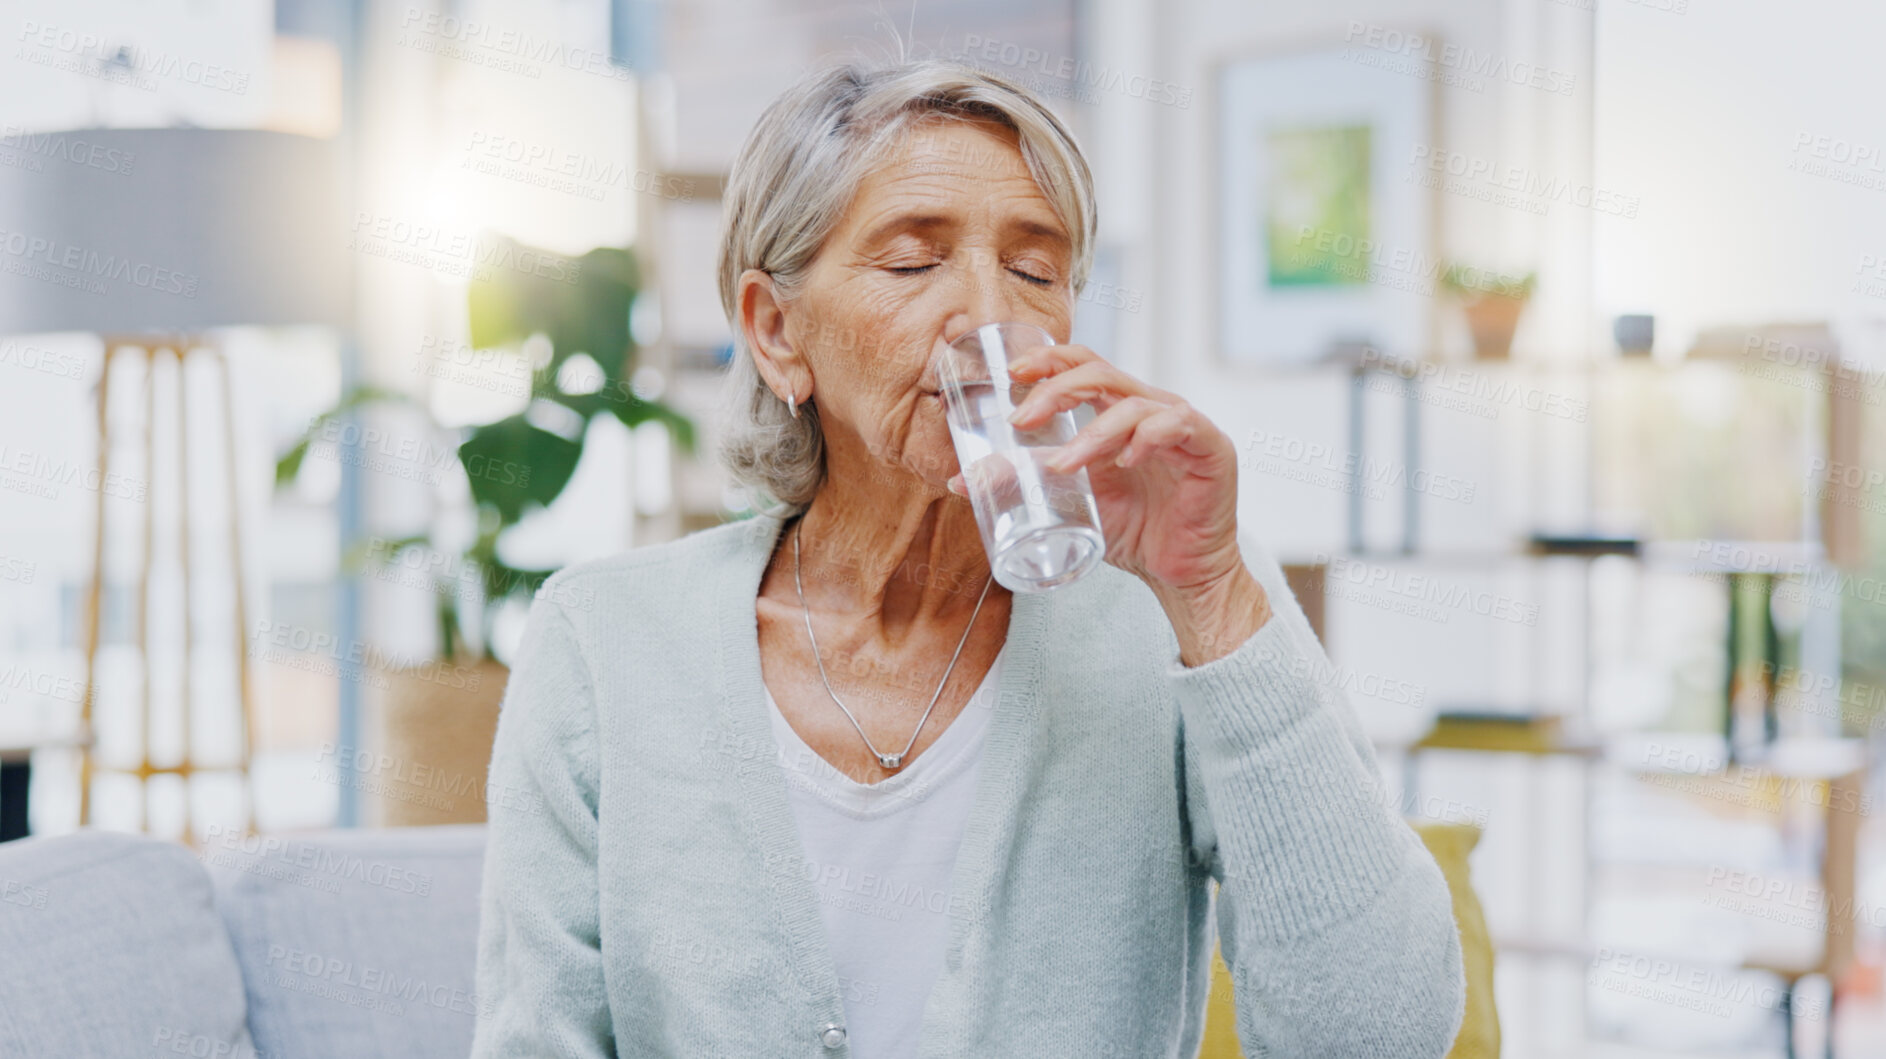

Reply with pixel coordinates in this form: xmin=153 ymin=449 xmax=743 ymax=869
xmin=857 ymin=211 xmax=1072 ymax=251
xmin=858 ymin=212 xmax=951 ymax=247
xmin=1009 ymin=218 xmax=1073 ymax=248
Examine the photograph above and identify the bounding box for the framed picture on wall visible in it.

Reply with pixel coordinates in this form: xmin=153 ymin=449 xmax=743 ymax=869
xmin=1215 ymin=41 xmax=1438 ymax=367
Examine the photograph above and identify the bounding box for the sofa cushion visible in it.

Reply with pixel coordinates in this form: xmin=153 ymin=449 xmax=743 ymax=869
xmin=0 ymin=830 xmax=259 ymax=1058
xmin=202 ymin=824 xmax=487 ymax=1059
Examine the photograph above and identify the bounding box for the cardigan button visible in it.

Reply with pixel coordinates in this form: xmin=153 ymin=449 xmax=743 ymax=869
xmin=819 ymin=1022 xmax=847 ymax=1048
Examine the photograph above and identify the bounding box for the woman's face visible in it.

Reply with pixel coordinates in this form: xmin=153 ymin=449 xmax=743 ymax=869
xmin=777 ymin=117 xmax=1076 ymax=493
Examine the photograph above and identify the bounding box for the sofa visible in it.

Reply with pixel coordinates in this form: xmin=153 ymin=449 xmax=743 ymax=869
xmin=0 ymin=820 xmax=1493 ymax=1057
xmin=0 ymin=824 xmax=487 ymax=1058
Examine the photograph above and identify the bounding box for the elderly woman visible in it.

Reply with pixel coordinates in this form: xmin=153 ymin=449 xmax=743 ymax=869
xmin=471 ymin=58 xmax=1464 ymax=1058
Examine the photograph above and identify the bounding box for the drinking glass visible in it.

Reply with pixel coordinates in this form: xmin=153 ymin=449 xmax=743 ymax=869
xmin=933 ymin=322 xmax=1106 ymax=593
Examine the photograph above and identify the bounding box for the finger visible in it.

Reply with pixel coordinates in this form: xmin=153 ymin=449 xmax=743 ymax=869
xmin=946 ymin=472 xmax=967 ymax=496
xmin=1007 ymin=342 xmax=1098 ymax=381
xmin=1041 ymin=396 xmax=1167 ymax=474
xmin=1008 ymin=360 xmax=1157 ymax=428
xmin=1116 ymin=401 xmax=1220 ymax=469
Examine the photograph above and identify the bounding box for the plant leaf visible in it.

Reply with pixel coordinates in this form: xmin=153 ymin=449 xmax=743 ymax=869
xmin=274 ymin=437 xmax=311 ymax=487
xmin=605 ymin=394 xmax=697 ymax=455
xmin=458 ymin=414 xmax=582 ymax=523
xmin=273 ymin=384 xmax=414 ymax=489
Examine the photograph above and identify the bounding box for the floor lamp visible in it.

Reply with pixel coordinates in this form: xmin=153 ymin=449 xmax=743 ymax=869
xmin=0 ymin=129 xmax=352 ymax=839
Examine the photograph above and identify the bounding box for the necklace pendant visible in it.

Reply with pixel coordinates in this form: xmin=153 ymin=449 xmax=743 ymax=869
xmin=795 ymin=522 xmax=989 ymax=783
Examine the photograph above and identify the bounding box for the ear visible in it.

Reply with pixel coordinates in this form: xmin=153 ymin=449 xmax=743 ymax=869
xmin=738 ymin=269 xmax=809 ymax=402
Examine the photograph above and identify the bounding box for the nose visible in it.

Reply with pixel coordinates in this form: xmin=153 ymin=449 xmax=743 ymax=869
xmin=941 ymin=246 xmax=1022 ymax=344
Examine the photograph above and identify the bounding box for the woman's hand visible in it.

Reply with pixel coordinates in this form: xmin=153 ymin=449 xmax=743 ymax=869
xmin=945 ymin=343 xmax=1271 ymax=664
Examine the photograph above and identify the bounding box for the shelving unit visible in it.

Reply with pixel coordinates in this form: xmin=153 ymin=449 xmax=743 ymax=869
xmin=1324 ymin=352 xmax=1862 ymax=1057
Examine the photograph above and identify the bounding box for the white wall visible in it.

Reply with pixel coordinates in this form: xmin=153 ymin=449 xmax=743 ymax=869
xmin=1082 ymin=0 xmax=1595 ymax=562
xmin=1592 ymin=0 xmax=1886 ymax=365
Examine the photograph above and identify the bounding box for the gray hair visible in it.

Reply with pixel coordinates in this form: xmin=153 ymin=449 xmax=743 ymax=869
xmin=713 ymin=57 xmax=1097 ymax=514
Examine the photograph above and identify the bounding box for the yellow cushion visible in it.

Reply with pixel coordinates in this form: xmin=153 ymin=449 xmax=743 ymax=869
xmin=1198 ymin=821 xmax=1497 ymax=1058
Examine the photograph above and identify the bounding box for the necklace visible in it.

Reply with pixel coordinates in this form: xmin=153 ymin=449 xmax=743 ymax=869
xmin=791 ymin=519 xmax=993 ymax=771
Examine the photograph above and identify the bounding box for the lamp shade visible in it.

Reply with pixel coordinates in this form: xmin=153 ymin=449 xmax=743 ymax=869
xmin=0 ymin=128 xmax=352 ymax=335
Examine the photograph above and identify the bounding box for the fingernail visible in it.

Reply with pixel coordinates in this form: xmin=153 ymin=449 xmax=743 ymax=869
xmin=1007 ymin=404 xmax=1028 ymax=424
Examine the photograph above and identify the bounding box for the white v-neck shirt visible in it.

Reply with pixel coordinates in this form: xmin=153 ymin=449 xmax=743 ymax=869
xmin=763 ymin=644 xmax=1005 ymax=1058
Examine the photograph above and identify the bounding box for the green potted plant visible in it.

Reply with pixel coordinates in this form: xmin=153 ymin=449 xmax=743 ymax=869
xmin=276 ymin=236 xmax=694 ymax=824
xmin=1440 ymin=263 xmax=1537 ymax=361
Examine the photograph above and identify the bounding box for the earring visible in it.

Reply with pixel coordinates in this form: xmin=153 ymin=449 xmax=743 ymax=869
xmin=787 ymin=392 xmax=798 ymax=419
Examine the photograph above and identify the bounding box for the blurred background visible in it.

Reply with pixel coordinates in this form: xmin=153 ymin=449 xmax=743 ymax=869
xmin=0 ymin=0 xmax=1883 ymax=1055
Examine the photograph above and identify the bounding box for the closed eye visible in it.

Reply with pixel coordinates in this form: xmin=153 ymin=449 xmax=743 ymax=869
xmin=1011 ymin=269 xmax=1053 ymax=287
xmin=888 ymin=265 xmax=937 ymax=276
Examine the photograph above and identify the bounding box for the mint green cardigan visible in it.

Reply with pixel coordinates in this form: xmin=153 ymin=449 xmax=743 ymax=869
xmin=470 ymin=511 xmax=1465 ymax=1057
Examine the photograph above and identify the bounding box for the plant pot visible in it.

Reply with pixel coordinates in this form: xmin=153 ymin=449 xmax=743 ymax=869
xmin=1462 ymin=295 xmax=1528 ymax=361
xmin=361 ymin=658 xmax=510 ymax=827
